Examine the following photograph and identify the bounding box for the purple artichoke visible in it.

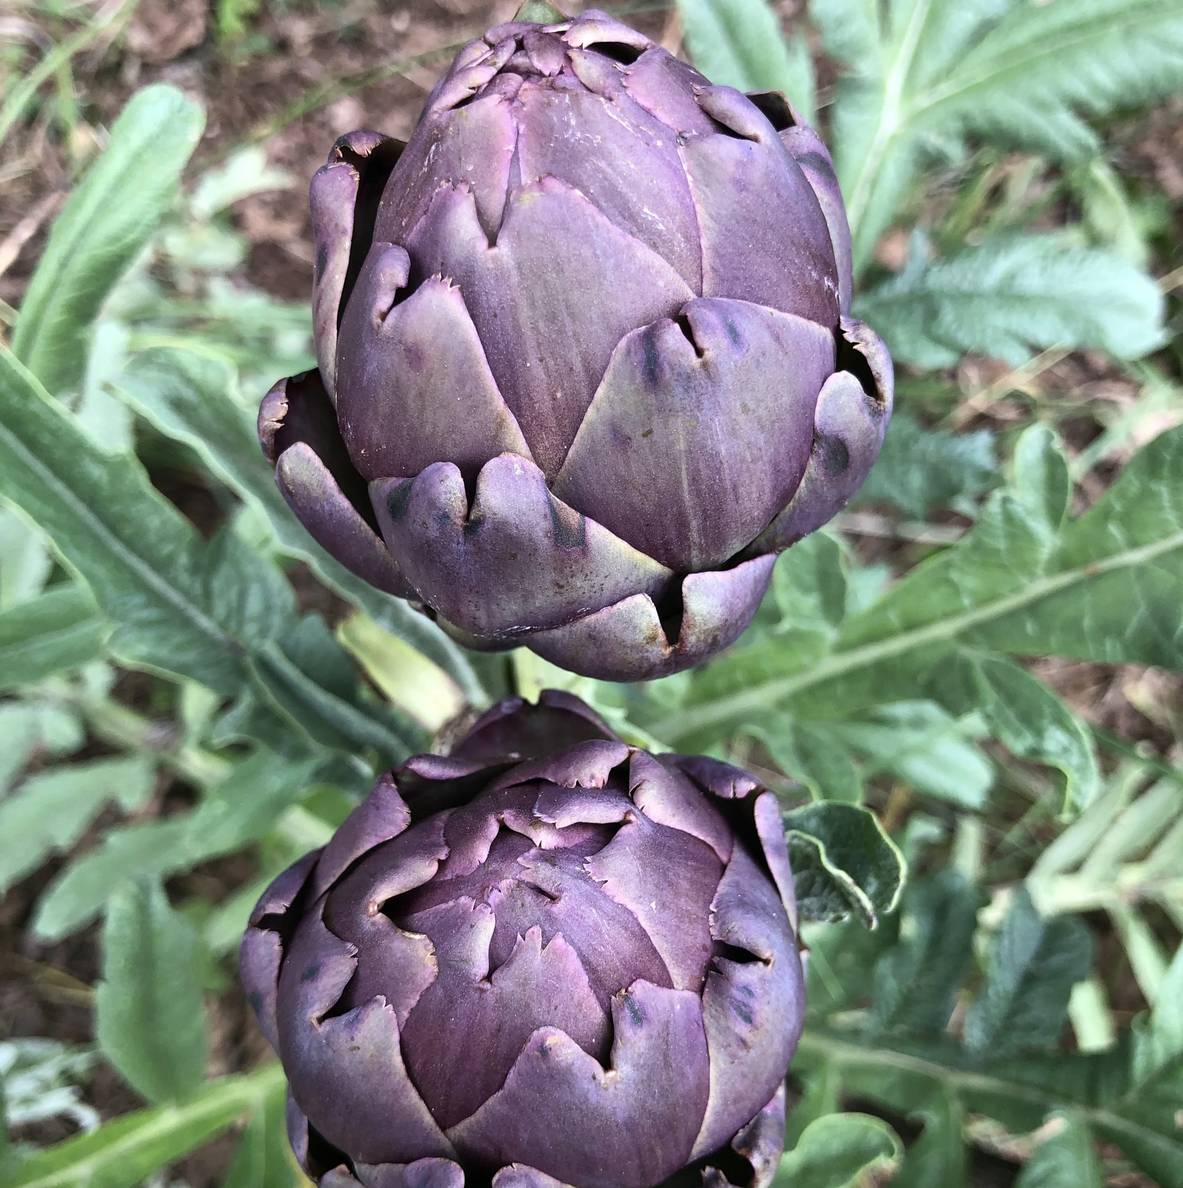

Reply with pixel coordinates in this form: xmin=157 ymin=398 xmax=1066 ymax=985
xmin=260 ymin=6 xmax=892 ymax=681
xmin=241 ymin=691 xmax=805 ymax=1188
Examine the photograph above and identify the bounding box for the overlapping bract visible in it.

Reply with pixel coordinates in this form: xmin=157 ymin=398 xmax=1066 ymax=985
xmin=240 ymin=692 xmax=805 ymax=1188
xmin=260 ymin=8 xmax=893 ymax=680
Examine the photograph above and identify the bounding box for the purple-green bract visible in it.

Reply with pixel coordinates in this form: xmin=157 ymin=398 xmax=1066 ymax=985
xmin=241 ymin=691 xmax=805 ymax=1188
xmin=259 ymin=7 xmax=892 ymax=681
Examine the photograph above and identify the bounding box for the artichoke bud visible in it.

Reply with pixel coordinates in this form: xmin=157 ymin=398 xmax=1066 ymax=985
xmin=260 ymin=6 xmax=892 ymax=681
xmin=241 ymin=692 xmax=805 ymax=1188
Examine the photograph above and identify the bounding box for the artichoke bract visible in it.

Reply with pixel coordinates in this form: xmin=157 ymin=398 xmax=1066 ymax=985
xmin=241 ymin=692 xmax=805 ymax=1188
xmin=259 ymin=6 xmax=892 ymax=680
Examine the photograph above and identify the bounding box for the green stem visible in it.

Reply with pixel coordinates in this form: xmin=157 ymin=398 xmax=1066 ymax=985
xmin=38 ymin=678 xmax=230 ymax=787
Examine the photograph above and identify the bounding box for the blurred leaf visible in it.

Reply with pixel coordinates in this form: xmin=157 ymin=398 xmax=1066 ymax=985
xmin=964 ymin=888 xmax=1093 ymax=1057
xmin=12 ymin=86 xmax=204 ymax=395
xmin=794 ymin=1023 xmax=1183 ymax=1184
xmin=0 ymin=345 xmax=293 ymax=695
xmin=249 ymin=632 xmax=421 ymax=765
xmin=854 ymin=236 xmax=1165 ymax=368
xmin=0 ymin=756 xmax=155 ymax=896
xmin=813 ymin=0 xmax=1183 ymax=268
xmin=661 ymin=426 xmax=1183 ymax=761
xmin=0 ymin=1086 xmax=9 ymax=1185
xmin=679 ymin=0 xmax=816 ymax=123
xmin=1075 ymin=157 xmax=1150 ymax=266
xmin=784 ymin=802 xmax=905 ymax=927
xmin=756 ymin=721 xmax=863 ymax=804
xmin=113 ymin=347 xmax=486 ymax=704
xmin=891 ymin=1088 xmax=967 ymax=1188
xmin=216 ymin=0 xmax=262 ymax=43
xmin=773 ymin=1112 xmax=901 ymax=1187
xmin=95 ymin=879 xmax=208 ymax=1105
xmin=692 ymin=534 xmax=846 ymax=706
xmin=772 ymin=533 xmax=848 ymax=632
xmin=852 ymin=413 xmax=996 ymax=519
xmin=1130 ymin=943 xmax=1183 ymax=1090
xmin=0 ymin=702 xmax=84 ymax=783
xmin=77 ymin=321 xmax=133 ymax=454
xmin=189 ymin=148 xmax=293 ymax=222
xmin=935 ymin=654 xmax=1100 ymax=811
xmin=220 ymin=1074 xmax=298 ymax=1188
xmin=804 ymin=914 xmax=901 ymax=1017
xmin=1013 ymin=1114 xmax=1104 ymax=1188
xmin=7 ymin=1062 xmax=284 ymax=1188
xmin=1068 ymin=977 xmax=1116 ymax=1055
xmin=830 ymin=701 xmax=994 ymax=810
xmin=871 ymin=872 xmax=982 ymax=1035
xmin=0 ymin=705 xmax=47 ymax=794
xmin=0 ymin=586 xmax=107 ymax=694
xmin=337 ymin=611 xmax=465 ymax=732
xmin=0 ymin=509 xmax=52 ymax=610
xmin=33 ymin=752 xmax=317 ymax=941
xmin=0 ymin=1039 xmax=97 ymax=1136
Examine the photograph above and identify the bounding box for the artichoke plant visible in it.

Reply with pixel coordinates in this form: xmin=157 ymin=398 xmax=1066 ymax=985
xmin=241 ymin=691 xmax=805 ymax=1188
xmin=260 ymin=5 xmax=892 ymax=680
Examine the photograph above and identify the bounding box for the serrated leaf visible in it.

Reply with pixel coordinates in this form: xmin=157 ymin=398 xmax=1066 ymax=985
xmin=0 ymin=756 xmax=156 ymax=896
xmin=814 ymin=0 xmax=1183 ymax=267
xmin=113 ymin=346 xmax=485 ymax=704
xmin=854 ymin=236 xmax=1165 ymax=368
xmin=935 ymin=653 xmax=1100 ymax=811
xmin=95 ymin=879 xmax=208 ymax=1105
xmin=33 ymin=752 xmax=317 ymax=941
xmin=871 ymin=872 xmax=982 ymax=1035
xmin=1014 ymin=1114 xmax=1103 ymax=1188
xmin=219 ymin=1069 xmax=297 ymax=1188
xmin=0 ymin=586 xmax=107 ymax=694
xmin=660 ymin=426 xmax=1183 ymax=754
xmin=964 ymin=888 xmax=1093 ymax=1058
xmin=852 ymin=413 xmax=997 ymax=519
xmin=679 ymin=0 xmax=816 ymax=122
xmin=784 ymin=801 xmax=905 ymax=927
xmin=0 ymin=345 xmax=292 ymax=695
xmin=12 ymin=86 xmax=204 ymax=395
xmin=7 ymin=1062 xmax=284 ymax=1188
xmin=773 ymin=1112 xmax=901 ymax=1188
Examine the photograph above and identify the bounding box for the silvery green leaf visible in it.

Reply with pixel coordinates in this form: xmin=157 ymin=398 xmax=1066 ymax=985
xmin=12 ymin=86 xmax=203 ymax=396
xmin=0 ymin=756 xmax=156 ymax=896
xmin=679 ymin=0 xmax=816 ymax=123
xmin=964 ymin=888 xmax=1093 ymax=1057
xmin=95 ymin=879 xmax=208 ymax=1105
xmin=854 ymin=236 xmax=1165 ymax=367
xmin=773 ymin=1113 xmax=901 ymax=1188
xmin=784 ymin=801 xmax=905 ymax=927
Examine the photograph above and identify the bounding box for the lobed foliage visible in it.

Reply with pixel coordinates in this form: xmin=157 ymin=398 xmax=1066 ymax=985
xmin=1 ymin=0 xmax=1182 ymax=1185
